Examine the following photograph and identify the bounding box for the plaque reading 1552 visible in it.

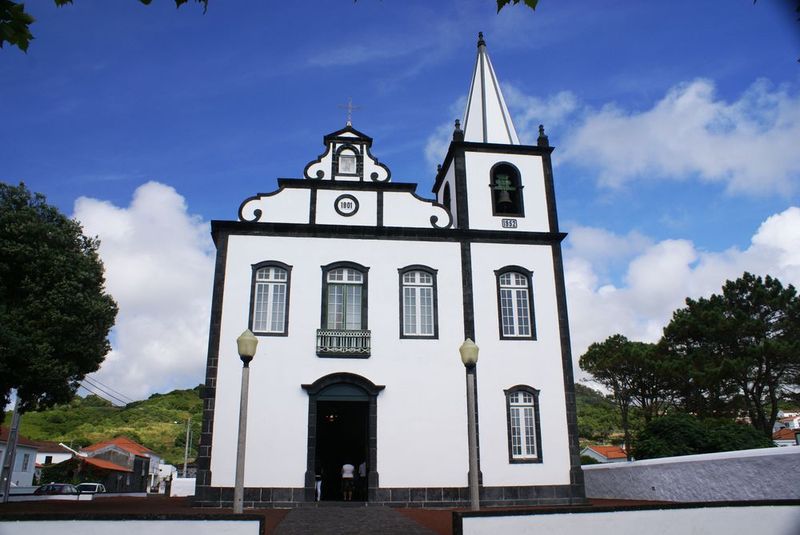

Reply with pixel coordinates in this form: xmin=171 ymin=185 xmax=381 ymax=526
xmin=501 ymin=218 xmax=518 ymax=228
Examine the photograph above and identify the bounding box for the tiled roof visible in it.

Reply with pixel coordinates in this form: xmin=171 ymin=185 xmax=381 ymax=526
xmin=772 ymin=428 xmax=799 ymax=441
xmin=82 ymin=456 xmax=133 ymax=473
xmin=28 ymin=439 xmax=72 ymax=453
xmin=587 ymin=445 xmax=627 ymax=459
xmin=0 ymin=426 xmax=40 ymax=448
xmin=82 ymin=436 xmax=155 ymax=456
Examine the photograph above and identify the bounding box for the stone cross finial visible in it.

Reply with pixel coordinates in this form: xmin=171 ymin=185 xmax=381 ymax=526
xmin=338 ymin=97 xmax=361 ymax=126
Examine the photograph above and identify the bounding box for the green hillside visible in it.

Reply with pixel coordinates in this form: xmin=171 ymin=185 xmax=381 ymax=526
xmin=4 ymin=386 xmax=202 ymax=466
xmin=575 ymin=383 xmax=627 ymax=445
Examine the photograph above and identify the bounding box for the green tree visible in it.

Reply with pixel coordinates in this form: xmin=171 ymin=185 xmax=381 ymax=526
xmin=633 ymin=413 xmax=774 ymax=460
xmin=0 ymin=182 xmax=117 ymax=411
xmin=661 ymin=272 xmax=800 ymax=437
xmin=580 ymin=334 xmax=677 ymax=458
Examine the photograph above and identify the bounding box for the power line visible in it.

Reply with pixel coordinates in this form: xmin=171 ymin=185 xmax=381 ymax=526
xmin=83 ymin=376 xmax=135 ymax=404
xmin=78 ymin=382 xmax=127 ymax=407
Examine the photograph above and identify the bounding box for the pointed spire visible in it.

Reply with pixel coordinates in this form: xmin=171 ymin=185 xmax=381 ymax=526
xmin=462 ymin=32 xmax=519 ymax=145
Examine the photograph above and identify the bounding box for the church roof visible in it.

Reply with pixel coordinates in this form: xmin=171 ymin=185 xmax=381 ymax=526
xmin=462 ymin=32 xmax=520 ymax=145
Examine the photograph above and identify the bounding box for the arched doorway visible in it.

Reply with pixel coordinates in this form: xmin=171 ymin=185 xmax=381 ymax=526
xmin=302 ymin=373 xmax=384 ymax=502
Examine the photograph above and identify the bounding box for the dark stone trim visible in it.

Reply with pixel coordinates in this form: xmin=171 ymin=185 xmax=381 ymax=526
xmin=453 ymin=146 xmax=469 ymax=229
xmin=541 ymin=145 xmax=559 ymax=233
xmin=247 ymin=260 xmax=292 ymax=337
xmin=0 ymin=513 xmax=266 ymax=534
xmin=489 ymin=161 xmax=525 ymax=218
xmin=278 ymin=178 xmax=415 ymax=193
xmin=503 ymin=385 xmax=543 ymax=464
xmin=364 ymin=144 xmax=392 ymax=182
xmin=493 ymin=265 xmax=537 ymax=341
xmin=397 ymin=265 xmax=439 ymax=339
xmin=479 ymin=46 xmax=488 ymax=143
xmin=301 ymin=373 xmax=384 ymax=503
xmin=333 ymin=194 xmax=359 ymax=217
xmin=433 ymin=141 xmax=555 ymax=194
xmin=319 ymin=261 xmax=370 ymax=331
xmin=193 ymin=232 xmax=229 ymax=506
xmin=376 ymin=190 xmax=384 ymax=227
xmin=551 ymin=241 xmax=585 ymax=499
xmin=459 ymin=242 xmax=475 ymax=341
xmin=303 ymin=144 xmax=333 ymax=180
xmin=322 ymin=124 xmax=373 ymax=146
xmin=211 ymin=220 xmax=566 ymax=246
xmin=191 ymin=484 xmax=588 ymax=510
xmin=309 ymin=188 xmax=317 ymax=224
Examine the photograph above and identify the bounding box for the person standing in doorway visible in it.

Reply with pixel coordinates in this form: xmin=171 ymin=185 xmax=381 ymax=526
xmin=341 ymin=462 xmax=355 ymax=501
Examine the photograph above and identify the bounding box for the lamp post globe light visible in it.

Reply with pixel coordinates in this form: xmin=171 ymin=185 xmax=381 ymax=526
xmin=233 ymin=329 xmax=258 ymax=514
xmin=459 ymin=338 xmax=480 ymax=511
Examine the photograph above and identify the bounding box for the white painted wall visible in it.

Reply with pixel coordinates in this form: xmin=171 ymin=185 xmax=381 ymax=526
xmin=0 ymin=444 xmax=37 ymax=487
xmin=381 ymin=191 xmax=451 ymax=228
xmin=35 ymin=451 xmax=72 ymax=466
xmin=170 ymin=477 xmax=196 ymax=497
xmin=315 ymin=189 xmax=377 ymax=226
xmin=0 ymin=520 xmax=260 ymax=535
xmin=238 ymin=188 xmax=310 ymax=224
xmin=460 ymin=505 xmax=800 ymax=535
xmin=463 ymin=151 xmax=550 ymax=233
xmin=211 ymin=235 xmax=471 ymax=488
xmin=470 ymin=242 xmax=571 ymax=487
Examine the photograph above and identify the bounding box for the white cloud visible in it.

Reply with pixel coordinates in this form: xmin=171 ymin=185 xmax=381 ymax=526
xmin=562 ymin=79 xmax=800 ymax=195
xmin=566 ymin=206 xmax=800 ymax=382
xmin=73 ymin=182 xmax=215 ymax=401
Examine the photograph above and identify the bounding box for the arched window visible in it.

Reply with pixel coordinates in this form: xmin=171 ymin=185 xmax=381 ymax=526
xmin=249 ymin=261 xmax=292 ymax=335
xmin=337 ymin=148 xmax=358 ymax=175
xmin=504 ymin=385 xmax=542 ymax=463
xmin=495 ymin=266 xmax=536 ymax=339
xmin=490 ymin=163 xmax=524 ymax=217
xmin=398 ymin=266 xmax=438 ymax=338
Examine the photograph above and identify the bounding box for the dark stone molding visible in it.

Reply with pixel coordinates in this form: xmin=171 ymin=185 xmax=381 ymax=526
xmin=318 ymin=261 xmax=370 ymax=332
xmin=211 ymin=219 xmax=567 ymax=247
xmin=248 ymin=260 xmax=293 ymax=337
xmin=193 ymin=483 xmax=586 ymax=509
xmin=503 ymin=385 xmax=543 ymax=464
xmin=193 ymin=232 xmax=229 ymax=505
xmin=397 ymin=264 xmax=440 ymax=340
xmin=489 ymin=161 xmax=525 ymax=218
xmin=453 ymin=146 xmax=470 ymax=229
xmin=493 ymin=265 xmax=537 ymax=341
xmin=278 ymin=178 xmax=414 ymax=192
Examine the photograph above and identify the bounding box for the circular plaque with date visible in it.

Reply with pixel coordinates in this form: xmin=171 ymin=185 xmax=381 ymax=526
xmin=334 ymin=194 xmax=359 ymax=217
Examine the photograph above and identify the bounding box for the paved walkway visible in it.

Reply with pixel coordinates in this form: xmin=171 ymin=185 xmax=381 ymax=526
xmin=273 ymin=505 xmax=438 ymax=535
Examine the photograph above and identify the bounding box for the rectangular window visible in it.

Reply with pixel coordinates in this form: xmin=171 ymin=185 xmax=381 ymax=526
xmin=496 ymin=269 xmax=536 ymax=340
xmin=22 ymin=453 xmax=30 ymax=471
xmin=399 ymin=268 xmax=438 ymax=338
xmin=250 ymin=264 xmax=291 ymax=335
xmin=506 ymin=388 xmax=542 ymax=463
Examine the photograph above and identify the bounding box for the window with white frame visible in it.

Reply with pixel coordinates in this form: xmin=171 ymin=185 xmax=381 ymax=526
xmin=325 ymin=266 xmax=366 ymax=330
xmin=22 ymin=453 xmax=30 ymax=471
xmin=399 ymin=267 xmax=438 ymax=338
xmin=496 ymin=268 xmax=536 ymax=339
xmin=250 ymin=262 xmax=291 ymax=335
xmin=505 ymin=387 xmax=542 ymax=462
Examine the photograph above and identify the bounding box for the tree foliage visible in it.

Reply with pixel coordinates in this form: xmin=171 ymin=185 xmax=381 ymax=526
xmin=579 ymin=334 xmax=675 ymax=457
xmin=0 ymin=182 xmax=117 ymax=411
xmin=633 ymin=413 xmax=774 ymax=460
xmin=661 ymin=272 xmax=800 ymax=436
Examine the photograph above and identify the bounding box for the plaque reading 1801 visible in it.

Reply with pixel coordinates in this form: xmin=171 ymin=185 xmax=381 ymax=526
xmin=501 ymin=218 xmax=518 ymax=228
xmin=334 ymin=194 xmax=359 ymax=217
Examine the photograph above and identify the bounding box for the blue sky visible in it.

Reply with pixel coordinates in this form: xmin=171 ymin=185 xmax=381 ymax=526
xmin=2 ymin=1 xmax=799 ymax=400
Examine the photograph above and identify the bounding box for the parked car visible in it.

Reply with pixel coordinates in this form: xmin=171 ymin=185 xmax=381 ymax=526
xmin=33 ymin=483 xmax=79 ymax=495
xmin=76 ymin=482 xmax=106 ymax=494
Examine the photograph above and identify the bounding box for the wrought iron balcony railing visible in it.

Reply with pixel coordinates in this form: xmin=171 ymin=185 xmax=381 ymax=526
xmin=316 ymin=329 xmax=371 ymax=357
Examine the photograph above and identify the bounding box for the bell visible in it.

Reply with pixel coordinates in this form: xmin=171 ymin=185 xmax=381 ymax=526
xmin=497 ymin=189 xmax=513 ymax=208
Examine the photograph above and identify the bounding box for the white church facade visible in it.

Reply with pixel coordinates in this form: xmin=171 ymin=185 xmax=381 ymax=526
xmin=195 ymin=34 xmax=586 ymax=508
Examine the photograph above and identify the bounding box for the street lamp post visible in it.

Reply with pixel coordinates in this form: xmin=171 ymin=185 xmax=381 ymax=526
xmin=459 ymin=338 xmax=480 ymax=511
xmin=233 ymin=329 xmax=258 ymax=514
xmin=182 ymin=416 xmax=192 ymax=478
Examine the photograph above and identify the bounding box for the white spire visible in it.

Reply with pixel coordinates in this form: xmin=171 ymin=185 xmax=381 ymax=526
xmin=462 ymin=32 xmax=520 ymax=145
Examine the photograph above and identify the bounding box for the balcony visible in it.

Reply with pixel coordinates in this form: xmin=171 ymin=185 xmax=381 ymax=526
xmin=316 ymin=329 xmax=371 ymax=357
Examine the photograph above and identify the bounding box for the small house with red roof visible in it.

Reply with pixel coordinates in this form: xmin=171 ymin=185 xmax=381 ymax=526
xmin=772 ymin=428 xmax=800 ymax=448
xmin=581 ymin=444 xmax=629 ymax=464
xmin=81 ymin=436 xmax=163 ymax=492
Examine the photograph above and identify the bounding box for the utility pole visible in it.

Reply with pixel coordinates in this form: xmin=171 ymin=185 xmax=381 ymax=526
xmin=182 ymin=416 xmax=191 ymax=478
xmin=0 ymin=397 xmax=21 ymax=503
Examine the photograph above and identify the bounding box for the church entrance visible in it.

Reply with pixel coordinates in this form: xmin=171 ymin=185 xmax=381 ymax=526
xmin=302 ymin=373 xmax=384 ymax=504
xmin=315 ymin=398 xmax=368 ymax=501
